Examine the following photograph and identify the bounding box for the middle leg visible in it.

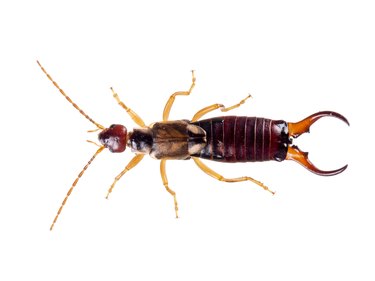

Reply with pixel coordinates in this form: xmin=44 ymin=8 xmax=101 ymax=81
xmin=162 ymin=71 xmax=196 ymax=121
xmin=160 ymin=160 xmax=179 ymax=218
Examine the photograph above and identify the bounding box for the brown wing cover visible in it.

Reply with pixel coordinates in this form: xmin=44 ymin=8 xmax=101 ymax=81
xmin=150 ymin=121 xmax=206 ymax=160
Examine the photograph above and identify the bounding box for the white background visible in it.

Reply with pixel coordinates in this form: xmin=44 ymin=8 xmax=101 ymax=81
xmin=0 ymin=1 xmax=374 ymax=280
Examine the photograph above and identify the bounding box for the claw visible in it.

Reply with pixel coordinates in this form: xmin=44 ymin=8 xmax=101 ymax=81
xmin=288 ymin=111 xmax=349 ymax=138
xmin=286 ymin=145 xmax=348 ymax=176
xmin=286 ymin=111 xmax=349 ymax=176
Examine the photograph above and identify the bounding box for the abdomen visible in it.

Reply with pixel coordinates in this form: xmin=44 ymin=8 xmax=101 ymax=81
xmin=192 ymin=116 xmax=290 ymax=163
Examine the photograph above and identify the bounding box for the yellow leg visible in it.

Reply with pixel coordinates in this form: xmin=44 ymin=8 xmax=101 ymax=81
xmin=191 ymin=94 xmax=251 ymax=122
xmin=192 ymin=157 xmax=275 ymax=195
xmin=160 ymin=160 xmax=179 ymax=218
xmin=110 ymin=87 xmax=146 ymax=128
xmin=106 ymin=154 xmax=144 ymax=199
xmin=162 ymin=71 xmax=196 ymax=121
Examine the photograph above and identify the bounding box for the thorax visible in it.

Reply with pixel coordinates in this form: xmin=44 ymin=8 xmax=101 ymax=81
xmin=128 ymin=120 xmax=206 ymax=160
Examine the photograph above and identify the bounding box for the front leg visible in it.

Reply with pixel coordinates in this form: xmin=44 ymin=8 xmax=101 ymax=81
xmin=110 ymin=87 xmax=146 ymax=127
xmin=106 ymin=154 xmax=144 ymax=199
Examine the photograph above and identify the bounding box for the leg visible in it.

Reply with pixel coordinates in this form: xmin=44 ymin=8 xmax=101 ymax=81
xmin=106 ymin=154 xmax=144 ymax=199
xmin=110 ymin=87 xmax=146 ymax=127
xmin=162 ymin=71 xmax=196 ymax=121
xmin=192 ymin=157 xmax=275 ymax=195
xmin=191 ymin=94 xmax=251 ymax=122
xmin=160 ymin=160 xmax=179 ymax=218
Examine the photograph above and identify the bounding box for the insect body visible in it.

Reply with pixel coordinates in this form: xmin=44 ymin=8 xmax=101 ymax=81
xmin=192 ymin=116 xmax=289 ymax=162
xmin=191 ymin=113 xmax=348 ymax=174
xmin=37 ymin=61 xmax=349 ymax=230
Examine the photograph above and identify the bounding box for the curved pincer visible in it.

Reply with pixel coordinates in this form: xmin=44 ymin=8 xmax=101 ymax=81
xmin=286 ymin=111 xmax=349 ymax=176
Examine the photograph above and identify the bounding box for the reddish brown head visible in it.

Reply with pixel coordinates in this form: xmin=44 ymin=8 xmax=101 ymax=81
xmin=98 ymin=124 xmax=128 ymax=153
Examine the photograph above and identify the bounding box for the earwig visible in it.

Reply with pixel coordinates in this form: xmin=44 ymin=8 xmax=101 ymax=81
xmin=37 ymin=61 xmax=349 ymax=230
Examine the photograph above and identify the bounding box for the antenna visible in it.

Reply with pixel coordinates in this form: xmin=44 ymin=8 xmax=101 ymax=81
xmin=37 ymin=60 xmax=105 ymax=130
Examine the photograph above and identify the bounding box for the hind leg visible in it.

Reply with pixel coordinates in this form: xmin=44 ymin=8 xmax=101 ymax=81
xmin=192 ymin=158 xmax=275 ymax=195
xmin=191 ymin=95 xmax=251 ymax=122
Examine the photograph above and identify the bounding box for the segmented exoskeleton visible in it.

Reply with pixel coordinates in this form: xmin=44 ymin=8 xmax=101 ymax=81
xmin=37 ymin=61 xmax=349 ymax=230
